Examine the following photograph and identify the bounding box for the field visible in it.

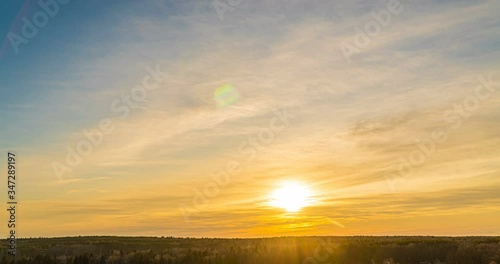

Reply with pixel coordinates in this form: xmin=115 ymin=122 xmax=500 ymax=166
xmin=2 ymin=236 xmax=500 ymax=264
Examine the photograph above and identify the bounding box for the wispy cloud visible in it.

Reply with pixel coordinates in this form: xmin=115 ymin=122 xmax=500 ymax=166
xmin=1 ymin=0 xmax=499 ymax=237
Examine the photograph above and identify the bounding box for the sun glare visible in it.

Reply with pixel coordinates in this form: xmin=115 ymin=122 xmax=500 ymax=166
xmin=269 ymin=182 xmax=312 ymax=212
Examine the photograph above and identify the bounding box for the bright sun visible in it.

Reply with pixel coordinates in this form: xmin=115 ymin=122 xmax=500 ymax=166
xmin=269 ymin=182 xmax=312 ymax=212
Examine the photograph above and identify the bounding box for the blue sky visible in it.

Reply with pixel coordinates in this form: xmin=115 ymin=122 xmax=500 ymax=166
xmin=0 ymin=0 xmax=500 ymax=237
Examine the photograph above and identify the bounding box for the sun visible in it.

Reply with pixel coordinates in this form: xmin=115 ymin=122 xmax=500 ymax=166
xmin=269 ymin=181 xmax=313 ymax=212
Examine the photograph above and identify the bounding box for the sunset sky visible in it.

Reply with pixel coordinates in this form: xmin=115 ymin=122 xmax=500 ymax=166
xmin=0 ymin=0 xmax=499 ymax=238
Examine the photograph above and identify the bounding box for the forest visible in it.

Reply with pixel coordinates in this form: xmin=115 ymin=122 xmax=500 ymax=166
xmin=1 ymin=236 xmax=500 ymax=264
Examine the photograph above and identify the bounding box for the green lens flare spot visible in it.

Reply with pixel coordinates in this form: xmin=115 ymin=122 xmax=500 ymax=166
xmin=214 ymin=84 xmax=240 ymax=108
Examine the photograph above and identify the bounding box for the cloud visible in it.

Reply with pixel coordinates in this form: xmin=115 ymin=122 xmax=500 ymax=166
xmin=2 ymin=0 xmax=500 ymax=237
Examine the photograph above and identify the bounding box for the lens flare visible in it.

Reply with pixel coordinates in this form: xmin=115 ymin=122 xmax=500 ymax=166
xmin=214 ymin=84 xmax=240 ymax=108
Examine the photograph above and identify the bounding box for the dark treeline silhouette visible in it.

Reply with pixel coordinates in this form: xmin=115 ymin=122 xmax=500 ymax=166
xmin=1 ymin=236 xmax=499 ymax=264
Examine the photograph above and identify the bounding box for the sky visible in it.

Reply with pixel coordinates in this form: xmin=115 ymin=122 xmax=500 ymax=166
xmin=0 ymin=0 xmax=499 ymax=238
